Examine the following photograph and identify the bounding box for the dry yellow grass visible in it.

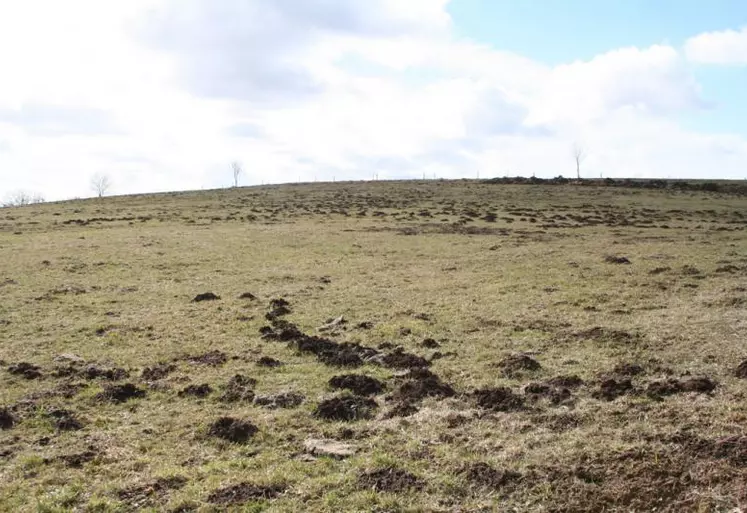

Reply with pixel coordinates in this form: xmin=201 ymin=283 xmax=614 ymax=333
xmin=0 ymin=180 xmax=745 ymax=512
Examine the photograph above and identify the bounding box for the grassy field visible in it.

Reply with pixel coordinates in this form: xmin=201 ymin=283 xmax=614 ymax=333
xmin=1 ymin=179 xmax=746 ymax=512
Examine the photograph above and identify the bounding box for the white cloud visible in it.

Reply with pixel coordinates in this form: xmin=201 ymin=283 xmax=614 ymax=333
xmin=685 ymin=26 xmax=747 ymax=65
xmin=0 ymin=0 xmax=745 ymax=201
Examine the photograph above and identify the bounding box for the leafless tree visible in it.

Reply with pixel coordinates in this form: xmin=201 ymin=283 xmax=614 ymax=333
xmin=1 ymin=190 xmax=45 ymax=207
xmin=90 ymin=173 xmax=112 ymax=198
xmin=231 ymin=161 xmax=242 ymax=187
xmin=573 ymin=143 xmax=586 ymax=180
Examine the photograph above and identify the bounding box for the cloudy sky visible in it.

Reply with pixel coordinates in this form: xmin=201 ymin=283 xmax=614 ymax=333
xmin=1 ymin=0 xmax=747 ymax=200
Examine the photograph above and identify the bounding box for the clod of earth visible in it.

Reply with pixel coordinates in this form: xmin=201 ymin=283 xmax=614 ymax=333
xmin=178 ymin=383 xmax=212 ymax=398
xmin=524 ymin=383 xmax=573 ymax=405
xmin=497 ymin=354 xmax=542 ymax=377
xmin=593 ymin=378 xmax=634 ymax=401
xmin=461 ymin=462 xmax=522 ymax=489
xmin=545 ymin=375 xmax=585 ymax=389
xmin=256 ymin=356 xmax=284 ymax=367
xmin=384 ymin=401 xmax=420 ymax=419
xmin=358 ymin=467 xmax=423 ymax=492
xmin=260 ymin=320 xmax=304 ymax=341
xmin=355 ymin=321 xmax=374 ymax=330
xmin=266 ymin=298 xmax=291 ymax=320
xmin=95 ymin=383 xmax=146 ymax=403
xmin=238 ymin=292 xmax=257 ymax=300
xmin=186 ymin=350 xmax=227 ymax=366
xmin=392 ymin=368 xmax=456 ymax=403
xmin=735 ymin=359 xmax=747 ymax=379
xmin=46 ymin=408 xmax=83 ymax=431
xmin=304 ymin=438 xmax=356 ymax=459
xmin=314 ymin=395 xmax=378 ymax=421
xmin=7 ymin=362 xmax=42 ymax=379
xmin=605 ymin=255 xmax=632 ymax=264
xmin=646 ymin=377 xmax=717 ymax=399
xmin=329 ymin=374 xmax=385 ymax=396
xmin=141 ymin=363 xmax=177 ymax=381
xmin=254 ymin=392 xmax=305 ymax=409
xmin=207 ymin=482 xmax=286 ymax=505
xmin=381 ymin=348 xmax=430 ymax=369
xmin=207 ymin=417 xmax=258 ymax=444
xmin=473 ymin=387 xmax=525 ymax=412
xmin=420 ymin=338 xmax=440 ymax=349
xmin=192 ymin=292 xmax=220 ymax=302
xmin=81 ymin=364 xmax=129 ymax=381
xmin=0 ymin=407 xmax=15 ymax=429
xmin=220 ymin=374 xmax=257 ymax=402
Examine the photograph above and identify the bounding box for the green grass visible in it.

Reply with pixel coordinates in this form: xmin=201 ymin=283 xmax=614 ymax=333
xmin=0 ymin=180 xmax=746 ymax=512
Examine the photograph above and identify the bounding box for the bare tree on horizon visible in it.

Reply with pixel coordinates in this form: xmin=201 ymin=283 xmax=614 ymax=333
xmin=90 ymin=173 xmax=112 ymax=198
xmin=231 ymin=161 xmax=242 ymax=187
xmin=573 ymin=143 xmax=586 ymax=180
xmin=1 ymin=190 xmax=45 ymax=207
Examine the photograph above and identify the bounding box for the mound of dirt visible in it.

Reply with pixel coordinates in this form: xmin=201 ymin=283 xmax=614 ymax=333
xmin=329 ymin=374 xmax=385 ymax=396
xmin=473 ymin=387 xmax=525 ymax=412
xmin=0 ymin=407 xmax=15 ymax=429
xmin=266 ymin=298 xmax=291 ymax=320
xmin=383 ymin=401 xmax=420 ymax=419
xmin=238 ymin=292 xmax=258 ymax=300
xmin=381 ymin=348 xmax=429 ymax=369
xmin=118 ymin=476 xmax=187 ymax=509
xmin=46 ymin=408 xmax=83 ymax=431
xmin=461 ymin=462 xmax=522 ymax=489
xmin=314 ymin=395 xmax=378 ymax=421
xmin=497 ymin=354 xmax=542 ymax=377
xmin=735 ymin=360 xmax=747 ymax=378
xmin=81 ymin=364 xmax=129 ymax=381
xmin=192 ymin=292 xmax=220 ymax=302
xmin=523 ymin=383 xmax=572 ymax=405
xmin=545 ymin=375 xmax=585 ymax=389
xmin=392 ymin=368 xmax=455 ymax=403
xmin=256 ymin=356 xmax=283 ymax=368
xmin=647 ymin=377 xmax=717 ymax=399
xmin=207 ymin=417 xmax=258 ymax=443
xmin=7 ymin=362 xmax=42 ymax=379
xmin=220 ymin=375 xmax=257 ymax=402
xmin=358 ymin=467 xmax=423 ymax=492
xmin=254 ymin=392 xmax=304 ymax=409
xmin=612 ymin=362 xmax=645 ymax=376
xmin=207 ymin=482 xmax=285 ymax=504
xmin=57 ymin=449 xmax=98 ymax=468
xmin=178 ymin=384 xmax=212 ymax=398
xmin=95 ymin=383 xmax=146 ymax=403
xmin=260 ymin=320 xmax=304 ymax=341
xmin=574 ymin=327 xmax=640 ymax=345
xmin=355 ymin=321 xmax=374 ymax=330
xmin=605 ymin=255 xmax=632 ymax=264
xmin=593 ymin=378 xmax=634 ymax=401
xmin=186 ymin=351 xmax=227 ymax=366
xmin=141 ymin=363 xmax=177 ymax=381
xmin=420 ymin=338 xmax=440 ymax=349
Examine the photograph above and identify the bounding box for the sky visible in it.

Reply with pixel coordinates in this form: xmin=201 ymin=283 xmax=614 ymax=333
xmin=1 ymin=1 xmax=747 ymax=201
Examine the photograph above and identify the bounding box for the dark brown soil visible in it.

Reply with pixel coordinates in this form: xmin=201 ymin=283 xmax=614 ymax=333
xmin=141 ymin=363 xmax=177 ymax=381
xmin=0 ymin=407 xmax=15 ymax=429
xmin=207 ymin=417 xmax=258 ymax=443
xmin=473 ymin=387 xmax=525 ymax=411
xmin=523 ymin=383 xmax=573 ymax=405
xmin=178 ymin=384 xmax=212 ymax=398
xmin=239 ymin=292 xmax=258 ymax=300
xmin=497 ymin=354 xmax=542 ymax=377
xmin=192 ymin=292 xmax=220 ymax=302
xmin=95 ymin=383 xmax=146 ymax=403
xmin=461 ymin=462 xmax=522 ymax=489
xmin=45 ymin=408 xmax=83 ymax=431
xmin=592 ymin=378 xmax=634 ymax=401
xmin=384 ymin=401 xmax=420 ymax=418
xmin=646 ymin=377 xmax=717 ymax=399
xmin=392 ymin=368 xmax=456 ymax=403
xmin=207 ymin=482 xmax=286 ymax=504
xmin=58 ymin=449 xmax=98 ymax=468
xmin=256 ymin=356 xmax=284 ymax=368
xmin=574 ymin=327 xmax=640 ymax=345
xmin=735 ymin=359 xmax=747 ymax=378
xmin=81 ymin=364 xmax=129 ymax=381
xmin=118 ymin=476 xmax=188 ymax=508
xmin=185 ymin=350 xmax=227 ymax=366
xmin=358 ymin=466 xmax=423 ymax=492
xmin=314 ymin=395 xmax=378 ymax=421
xmin=420 ymin=338 xmax=440 ymax=348
xmin=7 ymin=362 xmax=42 ymax=379
xmin=604 ymin=255 xmax=632 ymax=264
xmin=260 ymin=320 xmax=304 ymax=341
xmin=381 ymin=348 xmax=429 ymax=369
xmin=254 ymin=392 xmax=304 ymax=409
xmin=220 ymin=374 xmax=257 ymax=402
xmin=329 ymin=374 xmax=385 ymax=396
xmin=354 ymin=321 xmax=374 ymax=330
xmin=545 ymin=375 xmax=585 ymax=389
xmin=266 ymin=298 xmax=291 ymax=320
xmin=611 ymin=362 xmax=645 ymax=376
